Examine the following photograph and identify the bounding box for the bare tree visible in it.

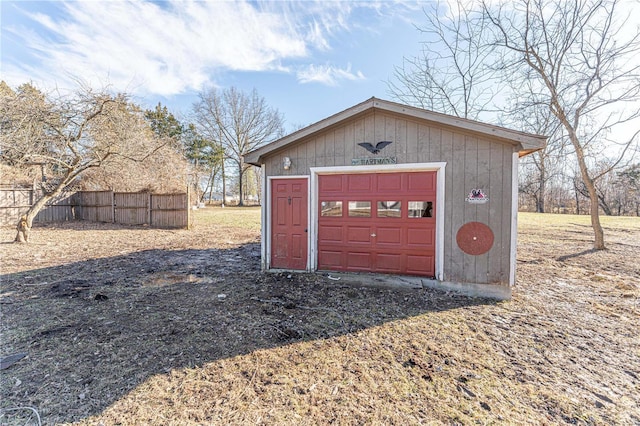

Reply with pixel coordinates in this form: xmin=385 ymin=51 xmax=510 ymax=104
xmin=79 ymin=142 xmax=188 ymax=193
xmin=510 ymin=99 xmax=567 ymax=213
xmin=617 ymin=164 xmax=640 ymax=216
xmin=182 ymin=123 xmax=225 ymax=203
xmin=0 ymin=80 xmax=167 ymax=242
xmin=193 ymin=87 xmax=284 ymax=206
xmin=387 ymin=0 xmax=498 ymax=120
xmin=572 ymin=159 xmax=640 ymax=216
xmin=484 ymin=0 xmax=640 ymax=249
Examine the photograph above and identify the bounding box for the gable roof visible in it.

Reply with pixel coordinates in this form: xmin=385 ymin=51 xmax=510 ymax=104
xmin=245 ymin=97 xmax=546 ymax=166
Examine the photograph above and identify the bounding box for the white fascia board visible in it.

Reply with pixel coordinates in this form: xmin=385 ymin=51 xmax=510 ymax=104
xmin=260 ymin=165 xmax=267 ymax=271
xmin=309 ymin=172 xmax=318 ymax=271
xmin=435 ymin=165 xmax=446 ymax=281
xmin=310 ymin=162 xmax=446 ymax=175
xmin=509 ymin=152 xmax=519 ymax=286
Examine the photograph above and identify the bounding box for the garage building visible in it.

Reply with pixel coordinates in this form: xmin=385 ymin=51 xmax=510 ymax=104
xmin=244 ymin=98 xmax=546 ymax=299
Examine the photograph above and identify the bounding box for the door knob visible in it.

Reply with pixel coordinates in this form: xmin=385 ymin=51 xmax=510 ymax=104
xmin=370 ymin=233 xmax=376 ymax=237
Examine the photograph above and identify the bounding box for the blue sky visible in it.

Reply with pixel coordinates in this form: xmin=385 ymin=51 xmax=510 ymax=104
xmin=1 ymin=1 xmax=429 ymax=132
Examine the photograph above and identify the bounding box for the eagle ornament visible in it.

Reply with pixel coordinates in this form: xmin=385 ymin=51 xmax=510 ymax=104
xmin=358 ymin=141 xmax=392 ymax=154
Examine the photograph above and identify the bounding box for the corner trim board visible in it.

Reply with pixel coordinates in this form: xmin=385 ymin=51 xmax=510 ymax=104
xmin=509 ymin=152 xmax=518 ymax=286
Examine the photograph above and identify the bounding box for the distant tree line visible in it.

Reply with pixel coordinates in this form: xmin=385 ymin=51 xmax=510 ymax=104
xmin=519 ymin=162 xmax=640 ymax=216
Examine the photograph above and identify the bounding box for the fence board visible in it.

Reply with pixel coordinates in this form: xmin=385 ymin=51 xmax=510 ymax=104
xmin=78 ymin=191 xmax=114 ymax=223
xmin=35 ymin=193 xmax=77 ymax=223
xmin=151 ymin=193 xmax=188 ymax=228
xmin=114 ymin=192 xmax=149 ymax=225
xmin=0 ymin=188 xmax=77 ymax=225
xmin=0 ymin=188 xmax=187 ymax=228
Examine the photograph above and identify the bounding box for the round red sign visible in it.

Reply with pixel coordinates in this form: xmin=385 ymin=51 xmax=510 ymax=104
xmin=456 ymin=222 xmax=494 ymax=255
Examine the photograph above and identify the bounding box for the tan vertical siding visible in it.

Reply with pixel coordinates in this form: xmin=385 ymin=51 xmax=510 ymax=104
xmin=440 ymin=129 xmax=455 ymax=281
xmin=406 ymin=120 xmax=418 ymax=161
xmin=462 ymin=135 xmax=477 ymax=283
xmin=475 ymin=139 xmax=492 ymax=283
xmin=333 ymin=127 xmax=345 ymax=160
xmin=344 ymin=120 xmax=356 ymax=161
xmin=489 ymin=143 xmax=506 ymax=282
xmin=261 ymin=110 xmax=516 ymax=286
xmin=325 ymin=130 xmax=336 ymax=166
xmin=429 ymin=127 xmax=442 ymax=161
xmin=394 ymin=119 xmax=406 ymax=159
xmin=448 ymin=132 xmax=466 ymax=282
xmin=502 ymin=146 xmax=515 ymax=281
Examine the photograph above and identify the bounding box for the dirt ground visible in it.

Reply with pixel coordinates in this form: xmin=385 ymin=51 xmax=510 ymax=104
xmin=0 ymin=209 xmax=639 ymax=425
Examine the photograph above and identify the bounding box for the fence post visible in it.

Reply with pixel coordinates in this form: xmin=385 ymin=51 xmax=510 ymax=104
xmin=111 ymin=190 xmax=115 ymax=223
xmin=187 ymin=186 xmax=191 ymax=230
xmin=31 ymin=181 xmax=36 ymax=205
xmin=147 ymin=192 xmax=152 ymax=226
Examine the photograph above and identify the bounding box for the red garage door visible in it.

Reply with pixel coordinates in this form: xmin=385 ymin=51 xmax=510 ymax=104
xmin=318 ymin=171 xmax=436 ymax=277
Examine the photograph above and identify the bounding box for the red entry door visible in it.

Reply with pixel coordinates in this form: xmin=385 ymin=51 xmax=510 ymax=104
xmin=271 ymin=178 xmax=308 ymax=270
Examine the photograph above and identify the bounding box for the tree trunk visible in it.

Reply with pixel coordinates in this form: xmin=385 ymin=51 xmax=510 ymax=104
xmin=208 ymin=170 xmax=215 ymax=204
xmin=201 ymin=169 xmax=215 ymax=204
xmin=15 ymin=216 xmax=30 ymax=243
xmin=573 ymin=140 xmax=606 ymax=249
xmin=221 ymin=162 xmax=227 ymax=206
xmin=537 ymin=159 xmax=546 ymax=213
xmin=237 ymin=161 xmax=245 ymax=207
xmin=14 ymin=190 xmax=53 ymax=243
xmin=598 ymin=193 xmax=613 ymax=216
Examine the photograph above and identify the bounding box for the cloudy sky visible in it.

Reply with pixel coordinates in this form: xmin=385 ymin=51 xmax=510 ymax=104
xmin=1 ymin=1 xmax=427 ymax=131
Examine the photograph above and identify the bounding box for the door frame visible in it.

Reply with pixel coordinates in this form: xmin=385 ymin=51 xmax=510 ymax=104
xmin=310 ymin=162 xmax=446 ymax=280
xmin=264 ymin=174 xmax=311 ymax=271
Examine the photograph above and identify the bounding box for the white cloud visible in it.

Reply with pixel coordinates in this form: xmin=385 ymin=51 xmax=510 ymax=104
xmin=2 ymin=0 xmax=417 ymax=95
xmin=3 ymin=0 xmax=312 ymax=96
xmin=297 ymin=63 xmax=366 ymax=86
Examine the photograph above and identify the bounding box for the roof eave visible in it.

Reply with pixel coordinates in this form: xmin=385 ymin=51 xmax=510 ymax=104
xmin=518 ymin=146 xmax=545 ymax=158
xmin=245 ymin=97 xmax=547 ymax=165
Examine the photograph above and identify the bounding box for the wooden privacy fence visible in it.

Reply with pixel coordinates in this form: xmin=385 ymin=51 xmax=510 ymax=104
xmin=77 ymin=191 xmax=189 ymax=228
xmin=0 ymin=186 xmax=77 ymax=226
xmin=0 ymin=187 xmax=189 ymax=228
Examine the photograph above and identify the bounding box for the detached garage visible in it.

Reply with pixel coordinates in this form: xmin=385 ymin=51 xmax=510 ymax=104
xmin=244 ymin=98 xmax=545 ymax=299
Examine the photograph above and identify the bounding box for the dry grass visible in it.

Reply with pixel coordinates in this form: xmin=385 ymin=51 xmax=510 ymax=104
xmin=195 ymin=206 xmax=262 ymax=232
xmin=1 ymin=209 xmax=639 ymax=425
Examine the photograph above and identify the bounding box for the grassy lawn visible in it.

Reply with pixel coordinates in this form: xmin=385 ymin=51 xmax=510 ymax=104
xmin=194 ymin=206 xmax=261 ymax=232
xmin=0 ymin=209 xmax=638 ymax=425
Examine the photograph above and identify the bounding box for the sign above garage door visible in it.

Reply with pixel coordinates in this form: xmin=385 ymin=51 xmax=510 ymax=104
xmin=317 ymin=171 xmax=437 ymax=277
